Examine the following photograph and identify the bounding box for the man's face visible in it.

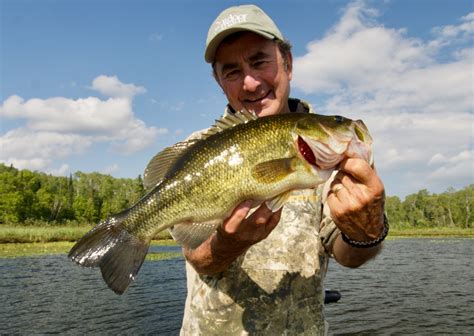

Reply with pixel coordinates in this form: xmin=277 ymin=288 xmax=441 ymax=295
xmin=213 ymin=32 xmax=292 ymax=117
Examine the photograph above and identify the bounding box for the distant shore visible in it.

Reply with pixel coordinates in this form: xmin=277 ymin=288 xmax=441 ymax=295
xmin=0 ymin=225 xmax=179 ymax=259
xmin=0 ymin=225 xmax=171 ymax=244
xmin=0 ymin=239 xmax=180 ymax=259
xmin=388 ymin=227 xmax=474 ymax=238
xmin=0 ymin=225 xmax=472 ymax=258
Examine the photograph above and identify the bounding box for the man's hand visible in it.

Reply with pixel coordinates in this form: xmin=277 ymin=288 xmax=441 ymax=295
xmin=327 ymin=157 xmax=385 ymax=242
xmin=184 ymin=200 xmax=282 ymax=275
xmin=219 ymin=200 xmax=282 ymax=246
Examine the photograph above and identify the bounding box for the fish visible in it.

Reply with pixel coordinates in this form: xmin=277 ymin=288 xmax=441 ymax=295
xmin=68 ymin=110 xmax=373 ymax=294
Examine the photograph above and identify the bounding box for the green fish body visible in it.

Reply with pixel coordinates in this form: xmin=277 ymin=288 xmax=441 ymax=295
xmin=69 ymin=111 xmax=373 ymax=294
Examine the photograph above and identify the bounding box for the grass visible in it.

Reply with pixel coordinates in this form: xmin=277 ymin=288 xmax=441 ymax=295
xmin=0 ymin=225 xmax=93 ymax=243
xmin=1 ymin=225 xmax=472 ymax=258
xmin=388 ymin=227 xmax=474 ymax=238
xmin=0 ymin=225 xmax=172 ymax=243
xmin=0 ymin=225 xmax=178 ymax=259
xmin=1 ymin=225 xmax=473 ymax=244
xmin=0 ymin=240 xmax=180 ymax=260
xmin=0 ymin=241 xmax=75 ymax=258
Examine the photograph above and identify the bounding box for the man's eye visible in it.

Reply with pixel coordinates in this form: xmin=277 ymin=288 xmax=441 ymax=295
xmin=253 ymin=60 xmax=266 ymax=68
xmin=224 ymin=70 xmax=240 ymax=80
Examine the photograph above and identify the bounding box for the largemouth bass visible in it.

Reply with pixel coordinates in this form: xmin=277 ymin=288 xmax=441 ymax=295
xmin=69 ymin=110 xmax=373 ymax=294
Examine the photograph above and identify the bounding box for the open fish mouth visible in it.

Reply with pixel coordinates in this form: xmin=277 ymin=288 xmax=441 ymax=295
xmin=297 ymin=135 xmax=345 ymax=170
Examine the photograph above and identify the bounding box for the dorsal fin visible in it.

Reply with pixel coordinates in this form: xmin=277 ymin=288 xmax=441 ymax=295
xmin=201 ymin=108 xmax=257 ymax=137
xmin=143 ymin=109 xmax=257 ymax=192
xmin=143 ymin=139 xmax=199 ymax=192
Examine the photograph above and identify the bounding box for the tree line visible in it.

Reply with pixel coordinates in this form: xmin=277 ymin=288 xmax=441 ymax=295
xmin=0 ymin=163 xmax=145 ymax=225
xmin=0 ymin=163 xmax=472 ymax=228
xmin=385 ymin=186 xmax=472 ymax=229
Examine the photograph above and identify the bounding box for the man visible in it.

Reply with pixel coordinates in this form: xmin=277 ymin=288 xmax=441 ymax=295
xmin=179 ymin=5 xmax=387 ymax=335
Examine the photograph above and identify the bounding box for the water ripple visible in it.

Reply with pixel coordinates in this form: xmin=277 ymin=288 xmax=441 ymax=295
xmin=1 ymin=239 xmax=473 ymax=334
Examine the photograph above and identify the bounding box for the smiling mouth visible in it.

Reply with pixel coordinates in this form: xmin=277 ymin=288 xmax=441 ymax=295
xmin=244 ymin=91 xmax=271 ymax=103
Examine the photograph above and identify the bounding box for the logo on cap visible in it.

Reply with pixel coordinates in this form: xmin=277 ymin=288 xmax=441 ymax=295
xmin=214 ymin=14 xmax=248 ymax=33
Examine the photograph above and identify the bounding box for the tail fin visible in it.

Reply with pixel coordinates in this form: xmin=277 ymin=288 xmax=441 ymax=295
xmin=68 ymin=217 xmax=150 ymax=294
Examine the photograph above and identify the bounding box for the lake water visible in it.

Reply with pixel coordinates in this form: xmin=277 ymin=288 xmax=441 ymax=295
xmin=1 ymin=239 xmax=473 ymax=335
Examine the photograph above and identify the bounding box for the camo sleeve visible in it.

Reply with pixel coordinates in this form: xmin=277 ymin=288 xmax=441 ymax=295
xmin=318 ymin=176 xmax=341 ymax=257
xmin=319 ymin=210 xmax=340 ymax=257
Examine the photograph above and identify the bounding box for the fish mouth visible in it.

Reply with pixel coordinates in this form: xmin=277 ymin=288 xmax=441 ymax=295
xmin=297 ymin=135 xmax=345 ymax=170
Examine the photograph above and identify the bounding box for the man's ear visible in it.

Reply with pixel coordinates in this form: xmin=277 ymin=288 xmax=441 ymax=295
xmin=212 ymin=66 xmax=224 ymax=90
xmin=286 ymin=51 xmax=293 ymax=80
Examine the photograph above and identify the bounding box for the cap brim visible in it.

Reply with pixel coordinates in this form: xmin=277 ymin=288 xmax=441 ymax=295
xmin=205 ymin=28 xmax=275 ymax=63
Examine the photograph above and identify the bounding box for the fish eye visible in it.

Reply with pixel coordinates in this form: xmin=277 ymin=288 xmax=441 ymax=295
xmin=334 ymin=115 xmax=344 ymax=123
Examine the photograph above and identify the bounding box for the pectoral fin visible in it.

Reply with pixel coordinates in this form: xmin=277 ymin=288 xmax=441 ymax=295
xmin=251 ymin=157 xmax=296 ymax=184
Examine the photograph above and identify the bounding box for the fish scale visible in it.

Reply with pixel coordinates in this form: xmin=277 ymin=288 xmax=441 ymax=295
xmin=151 ymin=115 xmax=296 ymax=228
xmin=68 ymin=111 xmax=373 ymax=294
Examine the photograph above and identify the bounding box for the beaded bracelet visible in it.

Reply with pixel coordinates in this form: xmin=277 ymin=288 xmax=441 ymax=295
xmin=341 ymin=214 xmax=389 ymax=248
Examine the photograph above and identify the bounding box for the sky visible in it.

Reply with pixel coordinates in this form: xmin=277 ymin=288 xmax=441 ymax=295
xmin=1 ymin=0 xmax=473 ymax=199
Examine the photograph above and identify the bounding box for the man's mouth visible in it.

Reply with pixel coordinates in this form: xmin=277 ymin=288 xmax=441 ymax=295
xmin=243 ymin=90 xmax=271 ymax=103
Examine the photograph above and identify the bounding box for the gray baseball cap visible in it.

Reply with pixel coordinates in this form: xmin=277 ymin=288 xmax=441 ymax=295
xmin=205 ymin=4 xmax=284 ymax=63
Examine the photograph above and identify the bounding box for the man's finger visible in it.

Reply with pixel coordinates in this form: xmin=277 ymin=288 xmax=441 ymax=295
xmin=251 ymin=203 xmax=274 ymax=226
xmin=266 ymin=209 xmax=282 ymax=232
xmin=223 ymin=200 xmax=253 ymax=233
xmin=338 ymin=158 xmax=378 ymax=187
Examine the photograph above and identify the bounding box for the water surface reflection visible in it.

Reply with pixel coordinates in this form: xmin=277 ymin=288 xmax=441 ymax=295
xmin=1 ymin=239 xmax=473 ymax=335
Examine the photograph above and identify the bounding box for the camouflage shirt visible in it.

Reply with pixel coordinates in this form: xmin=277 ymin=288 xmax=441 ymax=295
xmin=179 ymin=99 xmax=341 ymax=335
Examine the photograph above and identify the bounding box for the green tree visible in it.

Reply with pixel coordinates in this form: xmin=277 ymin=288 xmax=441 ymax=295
xmin=3 ymin=162 xmax=469 ymax=229
xmin=385 ymin=195 xmax=404 ymax=228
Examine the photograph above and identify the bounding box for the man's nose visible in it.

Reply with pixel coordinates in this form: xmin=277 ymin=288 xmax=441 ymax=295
xmin=242 ymin=72 xmax=260 ymax=92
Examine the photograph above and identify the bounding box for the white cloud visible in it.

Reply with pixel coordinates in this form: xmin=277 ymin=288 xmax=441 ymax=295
xmin=429 ymin=11 xmax=474 ymax=49
xmin=427 ymin=150 xmax=474 ymax=184
xmin=101 ymin=163 xmax=120 ymax=175
xmin=112 ymin=120 xmax=168 ymax=154
xmin=1 ymin=95 xmax=134 ymax=134
xmin=91 ymin=75 xmax=146 ymax=98
xmin=428 ymin=153 xmax=447 ymax=166
xmin=0 ymin=75 xmax=166 ymax=174
xmin=48 ymin=164 xmax=70 ymax=176
xmin=0 ymin=128 xmax=91 ymax=171
xmin=0 ymin=128 xmax=91 ymax=160
xmin=293 ymin=1 xmax=473 ymax=196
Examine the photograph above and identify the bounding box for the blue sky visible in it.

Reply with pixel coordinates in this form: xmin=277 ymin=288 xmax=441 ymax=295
xmin=1 ymin=0 xmax=473 ymax=198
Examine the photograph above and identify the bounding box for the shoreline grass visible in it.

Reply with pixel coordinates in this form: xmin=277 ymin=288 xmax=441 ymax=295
xmin=0 ymin=225 xmax=172 ymax=243
xmin=0 ymin=240 xmax=179 ymax=259
xmin=1 ymin=225 xmax=472 ymax=258
xmin=0 ymin=225 xmax=93 ymax=243
xmin=0 ymin=225 xmax=177 ymax=259
xmin=1 ymin=225 xmax=473 ymax=244
xmin=388 ymin=227 xmax=474 ymax=238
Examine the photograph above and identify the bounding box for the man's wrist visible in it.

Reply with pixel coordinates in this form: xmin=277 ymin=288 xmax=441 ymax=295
xmin=341 ymin=214 xmax=389 ymax=248
xmin=214 ymin=227 xmax=252 ymax=254
xmin=184 ymin=229 xmax=250 ymax=276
